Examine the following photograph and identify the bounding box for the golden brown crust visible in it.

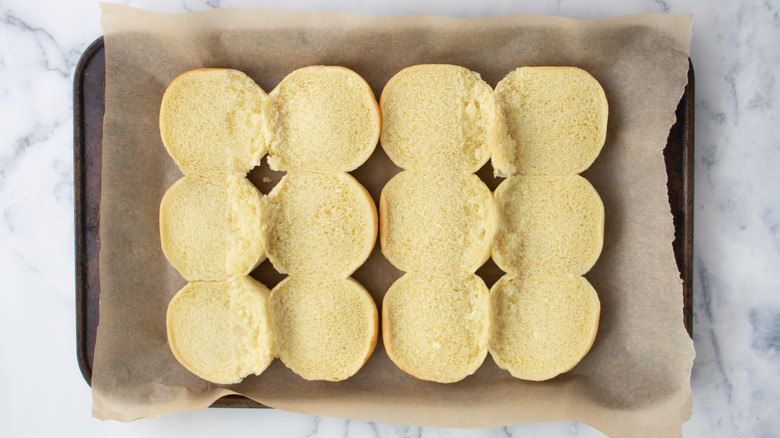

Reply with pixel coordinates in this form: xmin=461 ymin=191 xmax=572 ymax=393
xmin=377 ymin=184 xmax=389 ymax=258
xmin=346 ymin=277 xmax=380 ymax=373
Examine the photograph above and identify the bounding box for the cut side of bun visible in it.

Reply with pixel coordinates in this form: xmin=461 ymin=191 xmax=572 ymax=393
xmin=263 ymin=171 xmax=377 ymax=277
xmin=264 ymin=66 xmax=380 ymax=172
xmin=380 ymin=64 xmax=499 ymax=172
xmin=159 ymin=174 xmax=265 ymax=281
xmin=492 ymin=175 xmax=604 ymax=276
xmin=159 ymin=68 xmax=267 ymax=175
xmin=382 ymin=272 xmax=489 ymax=383
xmin=489 ymin=274 xmax=600 ymax=381
xmin=269 ymin=276 xmax=378 ymax=381
xmin=493 ymin=66 xmax=608 ymax=177
xmin=379 ymin=170 xmax=495 ymax=274
xmin=166 ymin=277 xmax=274 ymax=385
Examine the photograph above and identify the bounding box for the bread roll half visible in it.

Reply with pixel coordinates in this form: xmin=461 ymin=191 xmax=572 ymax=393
xmin=380 ymin=64 xmax=499 ymax=172
xmin=264 ymin=66 xmax=380 ymax=172
xmin=382 ymin=272 xmax=489 ymax=383
xmin=160 ymin=174 xmax=265 ymax=281
xmin=263 ymin=171 xmax=377 ymax=277
xmin=159 ymin=68 xmax=267 ymax=175
xmin=489 ymin=274 xmax=600 ymax=381
xmin=269 ymin=277 xmax=378 ymax=381
xmin=492 ymin=175 xmax=604 ymax=276
xmin=380 ymin=170 xmax=495 ymax=274
xmin=493 ymin=67 xmax=608 ymax=177
xmin=166 ymin=277 xmax=274 ymax=385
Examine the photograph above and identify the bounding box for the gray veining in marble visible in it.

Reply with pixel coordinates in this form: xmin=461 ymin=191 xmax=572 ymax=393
xmin=1 ymin=0 xmax=778 ymax=436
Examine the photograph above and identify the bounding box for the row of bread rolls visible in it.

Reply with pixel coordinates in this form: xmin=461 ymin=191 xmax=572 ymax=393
xmin=378 ymin=65 xmax=497 ymax=383
xmin=159 ymin=70 xmax=269 ymax=385
xmin=159 ymin=70 xmax=268 ymax=281
xmin=379 ymin=65 xmax=607 ymax=382
xmin=490 ymin=67 xmax=606 ymax=381
xmin=160 ymin=67 xmax=380 ymax=384
xmin=261 ymin=67 xmax=380 ymax=382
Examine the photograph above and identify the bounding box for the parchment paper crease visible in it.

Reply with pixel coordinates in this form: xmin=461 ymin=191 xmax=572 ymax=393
xmin=93 ymin=4 xmax=695 ymax=436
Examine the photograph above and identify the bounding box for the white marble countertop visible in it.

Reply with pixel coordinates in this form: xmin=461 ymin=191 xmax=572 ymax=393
xmin=1 ymin=0 xmax=778 ymax=436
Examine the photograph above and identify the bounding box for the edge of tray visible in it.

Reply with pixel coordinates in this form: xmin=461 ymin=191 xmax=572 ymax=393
xmin=74 ymin=36 xmax=105 ymax=386
xmin=74 ymin=36 xmax=694 ymax=408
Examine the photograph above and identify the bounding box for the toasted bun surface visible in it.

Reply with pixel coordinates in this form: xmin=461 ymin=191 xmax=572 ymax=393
xmin=489 ymin=274 xmax=600 ymax=381
xmin=380 ymin=64 xmax=498 ymax=172
xmin=159 ymin=174 xmax=265 ymax=281
xmin=269 ymin=276 xmax=378 ymax=381
xmin=493 ymin=67 xmax=608 ymax=176
xmin=492 ymin=175 xmax=604 ymax=276
xmin=264 ymin=66 xmax=380 ymax=172
xmin=166 ymin=277 xmax=274 ymax=385
xmin=382 ymin=272 xmax=489 ymax=383
xmin=159 ymin=68 xmax=267 ymax=175
xmin=379 ymin=170 xmax=495 ymax=274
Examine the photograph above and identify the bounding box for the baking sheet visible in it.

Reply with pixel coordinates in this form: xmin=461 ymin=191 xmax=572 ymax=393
xmin=75 ymin=42 xmax=695 ymax=385
xmin=86 ymin=5 xmax=695 ymax=436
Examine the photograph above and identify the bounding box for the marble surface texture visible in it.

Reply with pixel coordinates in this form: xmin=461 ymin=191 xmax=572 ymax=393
xmin=0 ymin=0 xmax=778 ymax=437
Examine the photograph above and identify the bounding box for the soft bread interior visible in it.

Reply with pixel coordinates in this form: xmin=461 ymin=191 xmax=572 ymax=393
xmin=493 ymin=66 xmax=608 ymax=176
xmin=382 ymin=272 xmax=489 ymax=383
xmin=492 ymin=175 xmax=604 ymax=276
xmin=264 ymin=66 xmax=380 ymax=172
xmin=379 ymin=64 xmax=498 ymax=172
xmin=489 ymin=274 xmax=601 ymax=381
xmin=269 ymin=276 xmax=378 ymax=381
xmin=166 ymin=277 xmax=274 ymax=385
xmin=159 ymin=174 xmax=265 ymax=281
xmin=159 ymin=68 xmax=267 ymax=175
xmin=264 ymin=171 xmax=377 ymax=277
xmin=379 ymin=170 xmax=495 ymax=274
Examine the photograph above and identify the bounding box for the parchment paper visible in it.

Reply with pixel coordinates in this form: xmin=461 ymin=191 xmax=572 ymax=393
xmin=93 ymin=4 xmax=695 ymax=436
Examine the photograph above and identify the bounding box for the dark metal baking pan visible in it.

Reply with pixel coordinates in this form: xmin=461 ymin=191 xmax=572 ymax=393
xmin=74 ymin=36 xmax=694 ymax=407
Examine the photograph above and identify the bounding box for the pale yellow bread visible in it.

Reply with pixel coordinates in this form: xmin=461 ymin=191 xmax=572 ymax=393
xmin=159 ymin=174 xmax=265 ymax=281
xmin=382 ymin=272 xmax=489 ymax=383
xmin=159 ymin=68 xmax=267 ymax=175
xmin=269 ymin=276 xmax=378 ymax=381
xmin=264 ymin=66 xmax=380 ymax=172
xmin=379 ymin=64 xmax=499 ymax=172
xmin=379 ymin=170 xmax=495 ymax=274
xmin=166 ymin=277 xmax=274 ymax=385
xmin=492 ymin=175 xmax=604 ymax=276
xmin=493 ymin=66 xmax=608 ymax=177
xmin=263 ymin=171 xmax=377 ymax=277
xmin=489 ymin=274 xmax=600 ymax=381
